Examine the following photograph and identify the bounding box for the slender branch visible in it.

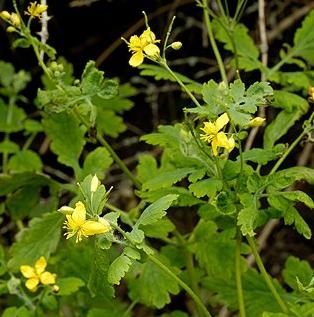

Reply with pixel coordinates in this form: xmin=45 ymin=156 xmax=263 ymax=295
xmin=160 ymin=59 xmax=202 ymax=108
xmin=246 ymin=236 xmax=289 ymax=314
xmin=235 ymin=228 xmax=246 ymax=317
xmin=201 ymin=0 xmax=228 ymax=84
xmin=97 ymin=133 xmax=142 ymax=189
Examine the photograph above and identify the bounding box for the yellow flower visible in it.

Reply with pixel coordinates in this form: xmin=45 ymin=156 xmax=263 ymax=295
xmin=0 ymin=11 xmax=21 ymax=27
xmin=20 ymin=256 xmax=57 ymax=292
xmin=125 ymin=27 xmax=160 ymax=67
xmin=25 ymin=2 xmax=48 ymax=18
xmin=200 ymin=113 xmax=235 ymax=156
xmin=62 ymin=201 xmax=110 ymax=243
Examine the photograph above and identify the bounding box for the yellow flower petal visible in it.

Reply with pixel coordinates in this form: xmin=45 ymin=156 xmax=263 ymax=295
xmin=71 ymin=201 xmax=87 ymax=224
xmin=25 ymin=277 xmax=39 ymax=292
xmin=20 ymin=265 xmax=35 ymax=278
xmin=81 ymin=219 xmax=110 ymax=236
xmin=40 ymin=272 xmax=56 ymax=285
xmin=129 ymin=51 xmax=144 ymax=67
xmin=215 ymin=113 xmax=229 ymax=131
xmin=35 ymin=256 xmax=47 ymax=274
xmin=143 ymin=43 xmax=160 ymax=58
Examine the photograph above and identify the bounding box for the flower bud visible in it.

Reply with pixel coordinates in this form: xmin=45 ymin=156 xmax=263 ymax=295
xmin=249 ymin=117 xmax=265 ymax=127
xmin=90 ymin=174 xmax=100 ymax=192
xmin=308 ymin=86 xmax=314 ymax=101
xmin=170 ymin=41 xmax=182 ymax=50
xmin=58 ymin=205 xmax=75 ymax=215
xmin=0 ymin=11 xmax=11 ymax=20
xmin=6 ymin=26 xmax=17 ymax=33
xmin=10 ymin=13 xmax=20 ymax=27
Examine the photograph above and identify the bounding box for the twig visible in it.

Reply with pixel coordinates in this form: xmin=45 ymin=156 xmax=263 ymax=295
xmin=38 ymin=0 xmax=50 ymax=60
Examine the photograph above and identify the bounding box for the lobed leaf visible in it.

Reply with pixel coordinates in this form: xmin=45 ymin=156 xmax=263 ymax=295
xmin=108 ymin=254 xmax=133 ymax=285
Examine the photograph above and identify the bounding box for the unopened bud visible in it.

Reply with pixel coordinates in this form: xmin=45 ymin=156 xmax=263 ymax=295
xmin=308 ymin=86 xmax=314 ymax=101
xmin=0 ymin=11 xmax=11 ymax=20
xmin=6 ymin=26 xmax=17 ymax=33
xmin=10 ymin=13 xmax=20 ymax=27
xmin=249 ymin=117 xmax=265 ymax=127
xmin=58 ymin=206 xmax=75 ymax=215
xmin=90 ymin=174 xmax=100 ymax=192
xmin=170 ymin=41 xmax=182 ymax=50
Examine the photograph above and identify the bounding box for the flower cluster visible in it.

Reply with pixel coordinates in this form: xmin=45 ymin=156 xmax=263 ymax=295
xmin=0 ymin=11 xmax=21 ymax=30
xmin=20 ymin=256 xmax=58 ymax=292
xmin=123 ymin=28 xmax=160 ymax=67
xmin=60 ymin=201 xmax=111 ymax=243
xmin=200 ymin=113 xmax=235 ymax=156
xmin=25 ymin=1 xmax=48 ymax=19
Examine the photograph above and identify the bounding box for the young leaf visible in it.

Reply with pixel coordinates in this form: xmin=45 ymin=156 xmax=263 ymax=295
xmin=128 ymin=259 xmax=180 ymax=308
xmin=282 ymin=256 xmax=313 ymax=291
xmin=136 ymin=194 xmax=178 ymax=227
xmin=107 ymin=254 xmax=133 ymax=285
xmin=241 ymin=145 xmax=285 ymax=165
xmin=8 ymin=212 xmax=63 ymax=272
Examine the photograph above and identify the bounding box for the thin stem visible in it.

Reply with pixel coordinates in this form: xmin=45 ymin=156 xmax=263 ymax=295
xmin=235 ymin=228 xmax=246 ymax=317
xmin=174 ymin=230 xmax=203 ymax=317
xmin=201 ymin=0 xmax=228 ymax=84
xmin=269 ymin=128 xmax=308 ymax=176
xmin=148 ymin=254 xmax=212 ymax=317
xmin=160 ymin=59 xmax=202 ymax=108
xmin=246 ymin=236 xmax=289 ymax=314
xmin=97 ymin=133 xmax=142 ymax=189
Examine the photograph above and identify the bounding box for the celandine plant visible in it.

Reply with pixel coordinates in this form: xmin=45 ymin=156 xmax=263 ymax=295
xmin=0 ymin=1 xmax=314 ymax=317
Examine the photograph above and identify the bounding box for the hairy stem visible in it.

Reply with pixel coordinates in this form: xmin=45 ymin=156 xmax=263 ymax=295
xmin=246 ymin=236 xmax=289 ymax=314
xmin=235 ymin=228 xmax=246 ymax=317
xmin=201 ymin=0 xmax=228 ymax=84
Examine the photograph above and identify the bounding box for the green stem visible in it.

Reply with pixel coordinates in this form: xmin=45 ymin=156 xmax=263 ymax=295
xmin=174 ymin=230 xmax=203 ymax=317
xmin=235 ymin=228 xmax=246 ymax=317
xmin=96 ymin=133 xmax=142 ymax=189
xmin=246 ymin=236 xmax=289 ymax=314
xmin=201 ymin=0 xmax=228 ymax=84
xmin=148 ymin=254 xmax=212 ymax=317
xmin=160 ymin=60 xmax=202 ymax=108
xmin=269 ymin=128 xmax=308 ymax=176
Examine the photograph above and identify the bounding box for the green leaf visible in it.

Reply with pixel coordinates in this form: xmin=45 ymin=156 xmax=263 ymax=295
xmin=81 ymin=147 xmax=113 ymax=180
xmin=241 ymin=144 xmax=285 ymax=165
xmin=125 ymin=227 xmax=145 ymax=244
xmin=212 ymin=18 xmax=261 ymax=71
xmin=264 ymin=91 xmax=308 ymax=148
xmin=142 ymin=168 xmax=195 ymax=191
xmin=0 ymin=140 xmax=19 ymax=154
xmin=108 ymin=254 xmax=133 ymax=285
xmin=0 ymin=100 xmax=26 ymax=133
xmin=280 ymin=190 xmax=314 ymax=209
xmin=42 ymin=111 xmax=86 ymax=173
xmin=128 ymin=259 xmax=180 ymax=308
xmin=87 ymin=301 xmax=130 ymax=317
xmin=96 ymin=109 xmax=126 ymax=138
xmin=80 ymin=60 xmax=118 ymax=98
xmin=2 ymin=306 xmax=33 ymax=317
xmin=8 ymin=150 xmax=43 ymax=173
xmin=268 ymin=195 xmax=311 ymax=239
xmin=136 ymin=154 xmax=158 ymax=183
xmin=237 ymin=207 xmax=258 ymax=236
xmin=140 ymin=218 xmax=175 ymax=239
xmin=8 ymin=212 xmax=63 ymax=272
xmin=137 ymin=194 xmax=178 ymax=226
xmin=87 ymin=247 xmax=114 ymax=297
xmin=293 ymin=10 xmax=314 ymax=65
xmin=282 ymin=256 xmax=313 ymax=291
xmin=57 ymin=277 xmax=85 ymax=296
xmin=189 ymin=178 xmax=223 ymax=198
